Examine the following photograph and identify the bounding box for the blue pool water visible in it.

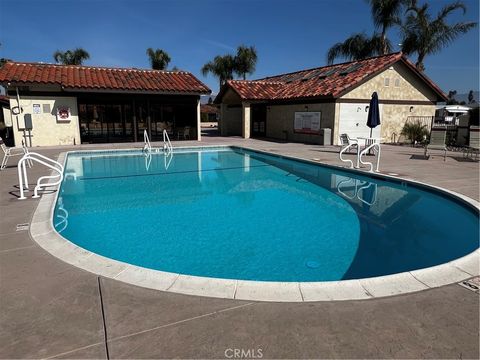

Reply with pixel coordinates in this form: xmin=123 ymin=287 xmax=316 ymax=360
xmin=54 ymin=147 xmax=479 ymax=282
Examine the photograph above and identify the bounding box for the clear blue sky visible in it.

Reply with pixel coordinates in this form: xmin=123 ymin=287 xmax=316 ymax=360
xmin=0 ymin=0 xmax=478 ymax=95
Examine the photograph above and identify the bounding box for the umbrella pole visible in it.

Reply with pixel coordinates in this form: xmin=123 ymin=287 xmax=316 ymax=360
xmin=368 ymin=128 xmax=373 ymax=155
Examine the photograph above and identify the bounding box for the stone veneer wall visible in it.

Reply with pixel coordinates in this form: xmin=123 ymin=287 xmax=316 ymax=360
xmin=10 ymin=96 xmax=80 ymax=147
xmin=266 ymin=103 xmax=335 ymax=144
xmin=340 ymin=62 xmax=438 ymax=142
xmin=381 ymin=104 xmax=435 ymax=143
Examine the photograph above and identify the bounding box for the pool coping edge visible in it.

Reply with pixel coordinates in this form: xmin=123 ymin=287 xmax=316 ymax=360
xmin=28 ymin=146 xmax=480 ymax=303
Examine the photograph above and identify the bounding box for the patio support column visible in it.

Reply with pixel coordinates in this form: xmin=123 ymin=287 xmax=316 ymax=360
xmin=242 ymin=102 xmax=251 ymax=139
xmin=196 ymin=97 xmax=201 ymax=141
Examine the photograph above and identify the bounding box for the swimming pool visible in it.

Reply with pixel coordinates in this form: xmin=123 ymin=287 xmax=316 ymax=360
xmin=52 ymin=147 xmax=479 ymax=284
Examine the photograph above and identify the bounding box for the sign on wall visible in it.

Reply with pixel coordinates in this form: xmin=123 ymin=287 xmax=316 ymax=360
xmin=294 ymin=112 xmax=321 ymax=134
xmin=33 ymin=104 xmax=41 ymax=114
xmin=56 ymin=107 xmax=71 ymax=121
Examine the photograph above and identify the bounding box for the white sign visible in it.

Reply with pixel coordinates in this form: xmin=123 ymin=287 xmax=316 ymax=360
xmin=294 ymin=112 xmax=321 ymax=134
xmin=56 ymin=107 xmax=71 ymax=121
xmin=33 ymin=104 xmax=41 ymax=114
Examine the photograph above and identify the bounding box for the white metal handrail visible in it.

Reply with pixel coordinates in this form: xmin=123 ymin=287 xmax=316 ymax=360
xmin=337 ymin=178 xmax=378 ymax=206
xmin=143 ymin=130 xmax=152 ymax=153
xmin=359 ymin=143 xmax=381 ymax=172
xmin=164 ymin=150 xmax=173 ymax=170
xmin=339 ymin=143 xmax=360 ymax=169
xmin=144 ymin=151 xmax=152 ymax=171
xmin=337 ymin=178 xmax=360 ymax=199
xmin=54 ymin=197 xmax=69 ymax=233
xmin=18 ymin=152 xmax=64 ymax=200
xmin=163 ymin=129 xmax=173 ymax=154
xmin=357 ymin=182 xmax=378 ymax=206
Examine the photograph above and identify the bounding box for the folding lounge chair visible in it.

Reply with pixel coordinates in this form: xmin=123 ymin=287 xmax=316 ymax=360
xmin=0 ymin=137 xmax=28 ymax=170
xmin=424 ymin=128 xmax=447 ymax=161
xmin=463 ymin=126 xmax=480 ymax=160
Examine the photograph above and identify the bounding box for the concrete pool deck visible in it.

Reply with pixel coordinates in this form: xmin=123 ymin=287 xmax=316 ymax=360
xmin=1 ymin=136 xmax=479 ymax=358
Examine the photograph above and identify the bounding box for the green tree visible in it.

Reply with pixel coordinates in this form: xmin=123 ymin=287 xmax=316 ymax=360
xmin=468 ymin=90 xmax=476 ymax=104
xmin=53 ymin=48 xmax=90 ymax=65
xmin=327 ymin=0 xmax=405 ymax=64
xmin=368 ymin=0 xmax=405 ymax=54
xmin=446 ymin=90 xmax=458 ymax=105
xmin=234 ymin=45 xmax=258 ymax=80
xmin=146 ymin=48 xmax=171 ymax=70
xmin=401 ymin=0 xmax=477 ymax=72
xmin=201 ymin=54 xmax=236 ymax=89
xmin=327 ymin=33 xmax=387 ymax=64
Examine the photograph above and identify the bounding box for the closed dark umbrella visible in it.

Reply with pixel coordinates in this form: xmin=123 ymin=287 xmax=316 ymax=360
xmin=366 ymin=92 xmax=381 ymax=138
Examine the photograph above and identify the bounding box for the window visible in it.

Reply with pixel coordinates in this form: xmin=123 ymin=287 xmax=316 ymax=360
xmin=384 ymin=77 xmax=390 ymax=87
xmin=394 ymin=78 xmax=400 ymax=87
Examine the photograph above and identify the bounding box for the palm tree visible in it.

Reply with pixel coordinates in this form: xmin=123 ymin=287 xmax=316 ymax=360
xmin=368 ymin=0 xmax=406 ymax=54
xmin=327 ymin=0 xmax=404 ymax=64
xmin=234 ymin=45 xmax=258 ymax=80
xmin=146 ymin=48 xmax=171 ymax=70
xmin=53 ymin=48 xmax=90 ymax=65
xmin=401 ymin=0 xmax=477 ymax=72
xmin=327 ymin=33 xmax=387 ymax=64
xmin=201 ymin=55 xmax=236 ymax=89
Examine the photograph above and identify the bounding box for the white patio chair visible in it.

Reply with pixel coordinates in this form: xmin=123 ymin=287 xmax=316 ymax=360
xmin=339 ymin=133 xmax=358 ymax=153
xmin=0 ymin=137 xmax=29 ymax=170
xmin=178 ymin=126 xmax=191 ymax=140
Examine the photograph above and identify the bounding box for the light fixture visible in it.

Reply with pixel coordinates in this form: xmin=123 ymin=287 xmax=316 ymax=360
xmin=304 ymin=105 xmax=309 ymax=111
xmin=410 ymin=106 xmax=414 ymax=112
xmin=365 ymin=106 xmax=369 ymax=112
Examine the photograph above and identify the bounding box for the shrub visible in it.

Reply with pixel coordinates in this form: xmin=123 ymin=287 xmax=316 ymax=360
xmin=401 ymin=120 xmax=429 ymax=145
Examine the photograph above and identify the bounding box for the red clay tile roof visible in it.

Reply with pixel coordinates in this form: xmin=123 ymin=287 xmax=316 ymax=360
xmin=0 ymin=62 xmax=211 ymax=94
xmin=200 ymin=104 xmax=219 ymax=114
xmin=216 ymin=53 xmax=447 ymax=102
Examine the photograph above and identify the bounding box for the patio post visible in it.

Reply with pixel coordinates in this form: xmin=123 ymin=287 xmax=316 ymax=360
xmin=242 ymin=102 xmax=251 ymax=139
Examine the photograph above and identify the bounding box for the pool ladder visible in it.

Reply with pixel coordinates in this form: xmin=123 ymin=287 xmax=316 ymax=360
xmin=143 ymin=129 xmax=172 ymax=154
xmin=17 ymin=152 xmax=64 ymax=200
xmin=339 ymin=142 xmax=381 ymax=172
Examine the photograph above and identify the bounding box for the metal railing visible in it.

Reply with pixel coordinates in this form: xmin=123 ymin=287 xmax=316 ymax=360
xmin=339 ymin=143 xmax=360 ymax=169
xmin=18 ymin=152 xmax=64 ymax=200
xmin=143 ymin=129 xmax=152 ymax=153
xmin=163 ymin=129 xmax=173 ymax=154
xmin=359 ymin=143 xmax=381 ymax=172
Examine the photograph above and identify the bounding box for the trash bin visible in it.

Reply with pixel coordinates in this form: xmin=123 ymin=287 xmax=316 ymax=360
xmin=319 ymin=128 xmax=331 ymax=145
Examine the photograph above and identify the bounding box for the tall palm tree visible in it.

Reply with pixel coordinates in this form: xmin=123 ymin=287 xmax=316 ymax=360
xmin=201 ymin=55 xmax=236 ymax=89
xmin=146 ymin=48 xmax=171 ymax=70
xmin=401 ymin=0 xmax=477 ymax=72
xmin=327 ymin=33 xmax=388 ymax=64
xmin=234 ymin=45 xmax=258 ymax=80
xmin=327 ymin=0 xmax=405 ymax=64
xmin=53 ymin=48 xmax=90 ymax=65
xmin=368 ymin=0 xmax=406 ymax=54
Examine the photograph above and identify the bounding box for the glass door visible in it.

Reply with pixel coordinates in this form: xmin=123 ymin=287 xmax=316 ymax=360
xmin=251 ymin=104 xmax=267 ymax=137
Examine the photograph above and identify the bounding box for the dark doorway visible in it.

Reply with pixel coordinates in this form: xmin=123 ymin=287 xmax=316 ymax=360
xmin=251 ymin=104 xmax=267 ymax=138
